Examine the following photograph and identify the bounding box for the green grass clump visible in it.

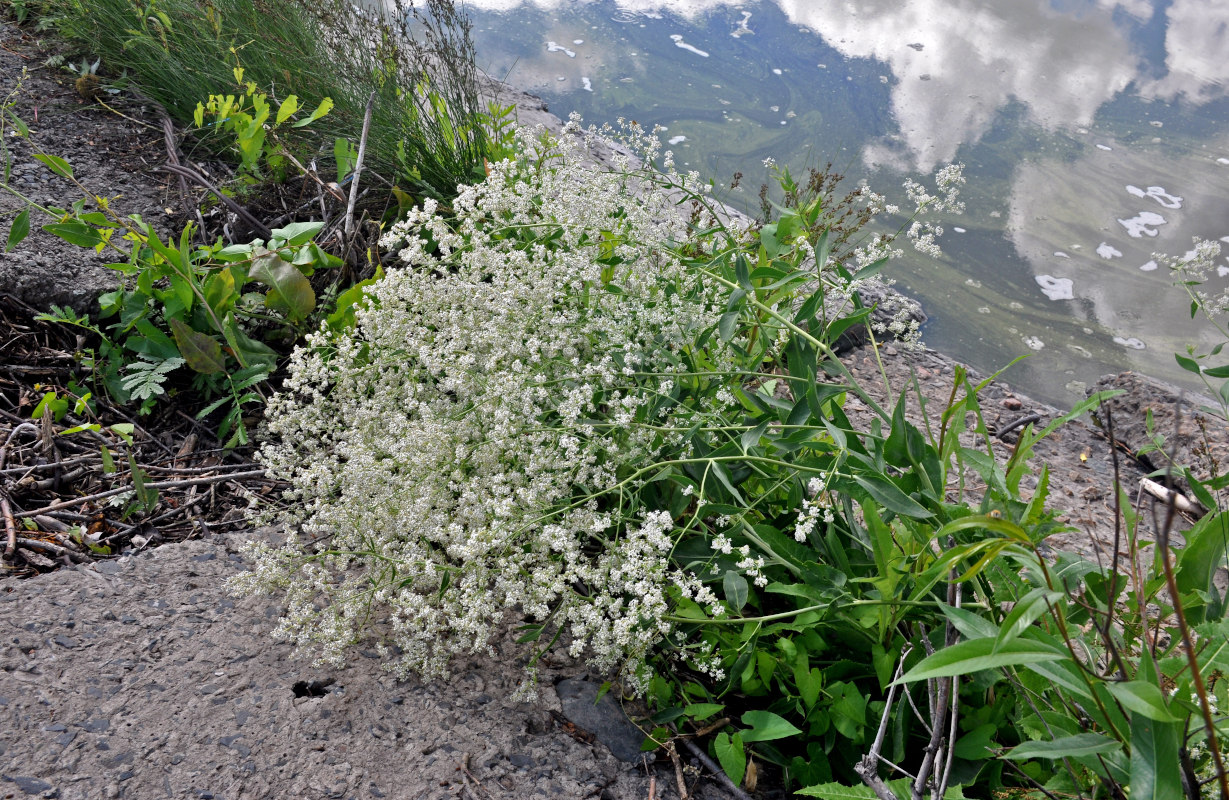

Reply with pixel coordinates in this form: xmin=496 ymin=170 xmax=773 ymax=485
xmin=48 ymin=0 xmax=492 ymax=200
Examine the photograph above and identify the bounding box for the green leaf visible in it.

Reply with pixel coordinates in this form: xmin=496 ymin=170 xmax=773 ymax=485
xmin=33 ymin=153 xmax=73 ymax=179
xmin=739 ymin=710 xmax=802 ymax=742
xmin=1129 ymin=713 xmax=1183 ymax=800
xmin=1201 ymin=364 xmax=1229 ymax=378
xmin=293 ymin=96 xmax=333 ymax=127
xmin=168 ymin=318 xmax=225 ymax=375
xmin=1106 ymin=681 xmax=1181 ymax=722
xmin=1174 ymin=353 xmax=1201 ymax=374
xmin=896 ymin=638 xmax=1065 ymax=684
xmin=740 ymin=421 xmax=768 ymax=453
xmin=718 ymin=310 xmax=740 ymax=342
xmin=270 ymin=220 xmax=323 ymax=247
xmin=275 ymin=94 xmax=299 ymax=125
xmin=250 ymin=247 xmax=315 ymax=321
xmin=6 ymin=208 xmax=29 ymax=252
xmin=723 ymin=570 xmax=749 ymax=612
xmin=798 ymin=778 xmax=914 ymax=799
xmin=683 ymin=703 xmax=724 ymax=721
xmin=1175 ymin=510 xmax=1229 ymax=599
xmin=853 ymin=474 xmax=933 ymax=518
xmin=994 ymin=588 xmax=1063 ymax=653
xmin=1006 ymin=732 xmax=1121 ymax=760
xmin=714 ymin=732 xmax=745 ymax=786
xmin=42 ymin=222 xmax=103 ymax=248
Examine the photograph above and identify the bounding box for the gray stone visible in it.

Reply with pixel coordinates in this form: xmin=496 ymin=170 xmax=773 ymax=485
xmin=555 ymin=679 xmax=648 ymax=763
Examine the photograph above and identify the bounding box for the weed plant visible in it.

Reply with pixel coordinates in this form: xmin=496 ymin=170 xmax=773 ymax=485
xmin=45 ymin=0 xmax=495 ymax=200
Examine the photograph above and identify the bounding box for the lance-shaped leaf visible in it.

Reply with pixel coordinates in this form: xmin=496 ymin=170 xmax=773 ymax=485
xmin=894 ymin=637 xmax=1066 ymax=684
xmin=250 ymin=247 xmax=315 ymax=322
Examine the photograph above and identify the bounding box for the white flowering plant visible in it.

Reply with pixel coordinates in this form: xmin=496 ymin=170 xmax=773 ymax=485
xmin=229 ymin=116 xmax=1218 ymax=796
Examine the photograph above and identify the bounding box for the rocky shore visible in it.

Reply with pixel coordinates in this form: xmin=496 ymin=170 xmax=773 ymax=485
xmin=2 ymin=20 xmax=1224 ymax=800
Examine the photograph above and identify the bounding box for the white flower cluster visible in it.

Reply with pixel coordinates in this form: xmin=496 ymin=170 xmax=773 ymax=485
xmin=1163 ymin=238 xmax=1226 ymax=313
xmin=793 ymin=475 xmax=835 ymax=542
xmin=229 ymin=121 xmax=737 ymax=690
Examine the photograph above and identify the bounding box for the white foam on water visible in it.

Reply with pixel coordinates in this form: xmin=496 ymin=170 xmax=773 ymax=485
xmin=1140 ymin=260 xmax=1158 ymax=271
xmin=1054 ymin=252 xmax=1070 ymax=258
xmin=878 ymin=75 xmax=888 ymax=83
xmin=769 ymin=105 xmax=779 ymax=112
xmin=1024 ymin=336 xmax=1045 ymax=350
xmin=1126 ymin=184 xmax=1182 ymax=208
xmin=773 ymin=68 xmax=783 ymax=75
xmin=731 ymin=10 xmax=753 ymax=38
xmin=780 ymin=120 xmax=787 ymax=125
xmin=1096 ymin=242 xmax=1123 ymax=259
xmin=953 ymin=227 xmax=966 ymax=233
xmin=1036 ymin=275 xmax=1074 ymax=301
xmin=668 ymin=135 xmax=686 ymax=144
xmin=1113 ymin=336 xmax=1146 ymax=350
xmin=573 ymin=39 xmax=584 ymax=44
xmin=1218 ymin=158 xmax=1229 ymax=165
xmin=546 ymin=41 xmax=576 ymax=58
xmin=1096 ymin=144 xmax=1113 ymax=151
xmin=1150 ymin=120 xmax=1163 ymax=127
xmin=817 ymin=63 xmax=827 ymax=69
xmin=670 ymin=34 xmax=709 ymax=57
xmin=581 ymin=77 xmax=593 ymax=92
xmin=1117 ymin=211 xmax=1166 ymax=238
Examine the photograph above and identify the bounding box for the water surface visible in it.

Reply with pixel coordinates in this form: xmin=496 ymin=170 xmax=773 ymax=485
xmin=467 ymin=0 xmax=1229 ymax=407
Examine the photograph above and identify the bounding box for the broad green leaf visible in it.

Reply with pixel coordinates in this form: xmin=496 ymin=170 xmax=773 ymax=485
xmin=723 ymin=570 xmax=749 ymax=612
xmin=718 ymin=310 xmax=739 ymax=342
xmin=853 ymin=474 xmax=933 ymax=518
xmin=684 ymin=703 xmax=724 ymax=721
xmin=1175 ymin=510 xmax=1229 ymax=598
xmin=168 ymin=318 xmax=225 ymax=375
xmin=275 ymin=94 xmax=299 ymax=125
xmin=250 ymin=247 xmax=315 ymax=322
xmin=1174 ymin=353 xmax=1200 ymax=374
xmin=714 ymin=732 xmax=745 ymax=786
xmin=203 ymin=268 xmax=237 ymax=317
xmin=33 ymin=153 xmax=73 ymax=179
xmin=293 ymin=96 xmax=333 ymax=127
xmin=895 ymin=638 xmax=1065 ymax=684
xmin=270 ymin=220 xmax=323 ymax=247
xmin=42 ymin=222 xmax=103 ymax=248
xmin=798 ymin=778 xmax=917 ymax=799
xmin=326 ymin=266 xmax=383 ymax=331
xmin=1129 ymin=713 xmax=1182 ymax=800
xmin=739 ymin=710 xmax=802 ymax=742
xmin=1006 ymin=732 xmax=1121 ymax=760
xmin=6 ymin=208 xmax=29 ymax=252
xmin=740 ymin=421 xmax=768 ymax=453
xmin=1106 ymin=681 xmax=1181 ymax=722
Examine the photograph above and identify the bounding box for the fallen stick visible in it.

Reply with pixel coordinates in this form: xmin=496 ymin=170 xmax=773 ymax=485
xmin=344 ymin=91 xmax=377 ymax=242
xmin=680 ymin=738 xmax=753 ymax=800
xmin=12 ymin=469 xmax=267 ymax=518
xmin=1140 ymin=477 xmax=1201 ymax=516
